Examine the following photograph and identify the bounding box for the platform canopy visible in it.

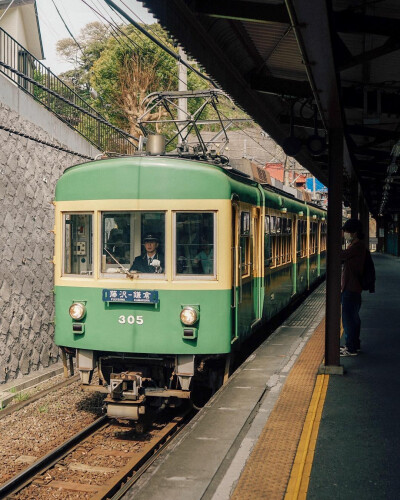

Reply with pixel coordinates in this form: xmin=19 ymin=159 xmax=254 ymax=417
xmin=142 ymin=0 xmax=400 ymax=218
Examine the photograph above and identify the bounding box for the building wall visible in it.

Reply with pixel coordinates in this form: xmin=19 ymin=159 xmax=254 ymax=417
xmin=0 ymin=74 xmax=99 ymax=384
xmin=1 ymin=9 xmax=27 ymax=47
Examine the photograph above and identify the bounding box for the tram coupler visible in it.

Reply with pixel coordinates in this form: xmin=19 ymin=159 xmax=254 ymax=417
xmin=105 ymin=394 xmax=146 ymax=420
xmin=105 ymin=372 xmax=146 ymax=420
xmin=109 ymin=371 xmax=143 ymax=400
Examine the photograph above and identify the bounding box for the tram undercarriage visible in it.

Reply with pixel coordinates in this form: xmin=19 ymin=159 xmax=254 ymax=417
xmin=71 ymin=348 xmax=228 ymax=420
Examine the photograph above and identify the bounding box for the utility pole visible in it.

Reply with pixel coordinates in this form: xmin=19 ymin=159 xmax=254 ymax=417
xmin=283 ymin=155 xmax=290 ymax=186
xmin=178 ymin=46 xmax=188 ymax=147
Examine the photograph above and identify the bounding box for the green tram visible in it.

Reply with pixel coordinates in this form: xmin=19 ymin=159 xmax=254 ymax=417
xmin=54 ymin=155 xmax=326 ymax=419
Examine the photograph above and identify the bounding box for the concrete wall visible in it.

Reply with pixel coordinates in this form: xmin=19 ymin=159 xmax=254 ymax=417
xmin=0 ymin=74 xmax=100 ymax=384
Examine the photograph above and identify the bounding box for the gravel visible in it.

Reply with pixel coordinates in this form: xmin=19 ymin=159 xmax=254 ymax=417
xmin=0 ymin=377 xmax=106 ymax=486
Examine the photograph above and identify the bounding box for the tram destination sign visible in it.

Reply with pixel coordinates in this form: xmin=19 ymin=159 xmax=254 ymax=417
xmin=102 ymin=289 xmax=159 ymax=304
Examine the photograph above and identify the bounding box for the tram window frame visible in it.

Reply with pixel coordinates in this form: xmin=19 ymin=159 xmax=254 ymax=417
xmin=297 ymin=219 xmax=307 ymax=258
xmin=100 ymin=211 xmax=166 ymax=279
xmin=276 ymin=217 xmax=282 ymax=265
xmin=264 ymin=215 xmax=272 ymax=267
xmin=270 ymin=215 xmax=277 ymax=268
xmin=270 ymin=216 xmax=276 ymax=233
xmin=238 ymin=211 xmax=251 ymax=278
xmin=173 ymin=211 xmax=216 ymax=280
xmin=62 ymin=212 xmax=94 ymax=277
xmin=320 ymin=221 xmax=327 ymax=251
xmin=310 ymin=221 xmax=318 ymax=254
xmin=283 ymin=217 xmax=292 ymax=264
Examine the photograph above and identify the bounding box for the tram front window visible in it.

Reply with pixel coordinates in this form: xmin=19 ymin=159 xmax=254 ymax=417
xmin=101 ymin=211 xmax=165 ymax=276
xmin=175 ymin=212 xmax=215 ymax=276
xmin=63 ymin=213 xmax=93 ymax=276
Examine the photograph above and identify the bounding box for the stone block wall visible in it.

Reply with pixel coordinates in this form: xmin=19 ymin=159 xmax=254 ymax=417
xmin=0 ymin=77 xmax=100 ymax=384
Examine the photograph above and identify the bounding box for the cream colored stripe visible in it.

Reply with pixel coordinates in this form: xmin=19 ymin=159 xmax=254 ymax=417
xmin=54 ymin=199 xmax=232 ymax=290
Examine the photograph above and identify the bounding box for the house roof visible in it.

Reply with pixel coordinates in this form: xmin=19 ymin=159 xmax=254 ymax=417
xmin=0 ymin=0 xmax=44 ymax=60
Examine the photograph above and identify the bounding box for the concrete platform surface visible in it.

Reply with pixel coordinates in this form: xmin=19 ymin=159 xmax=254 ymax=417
xmin=122 ymin=282 xmax=326 ymax=500
xmin=307 ymin=253 xmax=400 ymax=500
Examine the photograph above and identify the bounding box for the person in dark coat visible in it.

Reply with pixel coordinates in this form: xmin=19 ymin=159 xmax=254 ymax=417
xmin=129 ymin=234 xmax=164 ymax=273
xmin=340 ymin=218 xmax=367 ymax=357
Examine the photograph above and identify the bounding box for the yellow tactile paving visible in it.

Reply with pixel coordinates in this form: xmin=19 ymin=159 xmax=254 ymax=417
xmin=231 ymin=319 xmax=326 ymax=500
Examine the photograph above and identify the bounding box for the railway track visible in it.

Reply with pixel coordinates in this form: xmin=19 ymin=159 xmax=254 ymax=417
xmin=0 ymin=409 xmax=190 ymax=499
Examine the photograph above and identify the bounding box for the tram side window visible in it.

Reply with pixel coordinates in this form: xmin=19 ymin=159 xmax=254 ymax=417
xmin=297 ymin=220 xmax=307 ymax=258
xmin=239 ymin=211 xmax=250 ymax=276
xmin=175 ymin=212 xmax=215 ymax=275
xmin=321 ymin=222 xmax=327 ymax=251
xmin=302 ymin=221 xmax=308 ymax=257
xmin=64 ymin=213 xmax=93 ymax=275
xmin=283 ymin=218 xmax=293 ymax=264
xmin=264 ymin=215 xmax=272 ymax=266
xmin=310 ymin=222 xmax=318 ymax=254
xmin=269 ymin=215 xmax=276 ymax=267
xmin=276 ymin=217 xmax=282 ymax=265
xmin=101 ymin=211 xmax=165 ymax=276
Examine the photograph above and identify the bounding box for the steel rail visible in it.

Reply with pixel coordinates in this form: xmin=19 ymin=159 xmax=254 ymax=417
xmin=0 ymin=416 xmax=108 ymax=498
xmin=108 ymin=413 xmax=191 ymax=500
xmin=0 ymin=375 xmax=79 ymax=421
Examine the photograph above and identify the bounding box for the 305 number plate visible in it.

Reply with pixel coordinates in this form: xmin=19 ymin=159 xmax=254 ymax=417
xmin=118 ymin=315 xmax=143 ymax=325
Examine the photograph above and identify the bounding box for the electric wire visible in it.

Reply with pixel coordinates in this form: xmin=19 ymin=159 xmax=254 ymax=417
xmin=219 ymin=108 xmax=283 ymax=162
xmin=81 ymin=0 xmax=195 ymax=91
xmin=88 ymin=0 xmax=135 ymax=52
xmin=104 ymin=0 xmax=218 ymax=88
xmin=81 ymin=0 xmax=142 ymax=51
xmin=51 ymin=0 xmax=83 ymax=52
xmin=118 ymin=0 xmax=171 ymax=48
xmin=0 ymin=0 xmax=15 ymax=22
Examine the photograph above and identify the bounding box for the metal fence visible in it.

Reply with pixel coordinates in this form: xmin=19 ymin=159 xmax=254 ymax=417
xmin=0 ymin=27 xmax=138 ymax=155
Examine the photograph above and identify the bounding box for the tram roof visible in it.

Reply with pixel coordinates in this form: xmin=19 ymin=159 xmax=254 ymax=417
xmin=142 ymin=0 xmax=400 ymax=219
xmin=56 ymin=156 xmax=324 ymax=216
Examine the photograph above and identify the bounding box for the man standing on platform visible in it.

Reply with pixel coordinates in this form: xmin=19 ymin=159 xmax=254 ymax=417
xmin=340 ymin=219 xmax=367 ymax=357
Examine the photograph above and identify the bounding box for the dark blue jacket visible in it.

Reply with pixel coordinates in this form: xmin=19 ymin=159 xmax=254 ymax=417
xmin=129 ymin=252 xmax=164 ymax=273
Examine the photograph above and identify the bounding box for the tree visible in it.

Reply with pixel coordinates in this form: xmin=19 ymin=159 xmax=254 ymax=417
xmin=56 ymin=22 xmax=208 ymax=137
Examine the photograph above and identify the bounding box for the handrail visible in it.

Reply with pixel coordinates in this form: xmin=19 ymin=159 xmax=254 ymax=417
xmin=0 ymin=27 xmax=138 ymax=155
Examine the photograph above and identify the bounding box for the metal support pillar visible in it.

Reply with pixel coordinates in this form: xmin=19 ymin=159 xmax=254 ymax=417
xmin=324 ymin=128 xmax=343 ymax=369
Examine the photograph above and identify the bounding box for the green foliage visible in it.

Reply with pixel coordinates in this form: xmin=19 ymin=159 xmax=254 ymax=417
xmin=12 ymin=391 xmax=30 ymax=402
xmin=56 ymin=22 xmax=207 ymax=136
xmin=37 ymin=404 xmax=49 ymax=414
xmin=53 ymin=21 xmax=254 ymax=148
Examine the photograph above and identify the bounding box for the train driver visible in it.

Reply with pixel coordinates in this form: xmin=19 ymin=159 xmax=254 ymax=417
xmin=129 ymin=234 xmax=164 ymax=273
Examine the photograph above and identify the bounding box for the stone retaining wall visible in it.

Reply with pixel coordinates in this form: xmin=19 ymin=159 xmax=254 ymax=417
xmin=0 ymin=76 xmax=100 ymax=384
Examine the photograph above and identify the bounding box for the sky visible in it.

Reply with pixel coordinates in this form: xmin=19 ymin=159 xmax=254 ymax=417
xmin=36 ymin=0 xmax=155 ymax=74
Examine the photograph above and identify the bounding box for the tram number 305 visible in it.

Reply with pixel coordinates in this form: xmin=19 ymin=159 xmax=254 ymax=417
xmin=118 ymin=315 xmax=144 ymax=325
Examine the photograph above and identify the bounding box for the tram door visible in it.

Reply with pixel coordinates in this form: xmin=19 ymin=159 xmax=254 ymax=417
xmin=232 ymin=204 xmax=260 ymax=340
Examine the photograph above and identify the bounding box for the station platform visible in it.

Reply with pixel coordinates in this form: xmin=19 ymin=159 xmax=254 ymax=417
xmin=122 ymin=252 xmax=399 ymax=500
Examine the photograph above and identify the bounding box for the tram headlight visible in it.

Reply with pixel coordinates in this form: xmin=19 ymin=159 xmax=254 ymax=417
xmin=180 ymin=306 xmax=199 ymax=326
xmin=69 ymin=302 xmax=86 ymax=320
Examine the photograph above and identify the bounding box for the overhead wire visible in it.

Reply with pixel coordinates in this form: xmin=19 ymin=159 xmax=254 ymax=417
xmin=0 ymin=0 xmax=15 ymax=22
xmin=118 ymin=0 xmax=172 ymax=48
xmin=81 ymin=0 xmax=142 ymax=51
xmin=219 ymin=108 xmax=285 ymax=163
xmin=80 ymin=0 xmax=197 ymax=91
xmin=51 ymin=0 xmax=83 ymax=53
xmin=103 ymin=0 xmax=218 ymax=88
xmin=88 ymin=0 xmax=136 ymax=52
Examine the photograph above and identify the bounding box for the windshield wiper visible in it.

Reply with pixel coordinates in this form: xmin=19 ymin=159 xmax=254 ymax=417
xmin=103 ymin=248 xmax=135 ymax=277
